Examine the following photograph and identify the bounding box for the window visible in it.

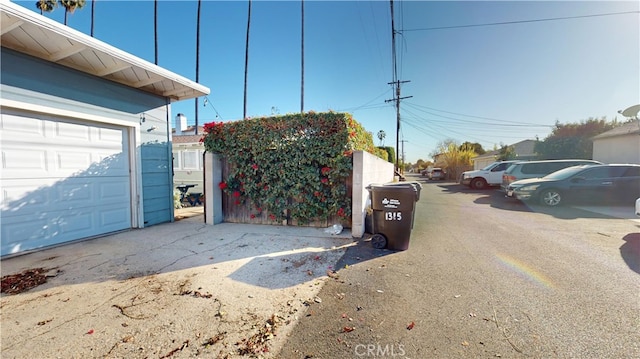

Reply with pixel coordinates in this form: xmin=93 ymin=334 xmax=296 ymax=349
xmin=623 ymin=166 xmax=640 ymax=177
xmin=173 ymin=152 xmax=181 ymax=169
xmin=182 ymin=150 xmax=199 ymax=170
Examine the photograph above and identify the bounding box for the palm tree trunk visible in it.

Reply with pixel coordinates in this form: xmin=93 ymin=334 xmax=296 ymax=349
xmin=154 ymin=0 xmax=158 ymax=65
xmin=90 ymin=0 xmax=95 ymax=36
xmin=243 ymin=0 xmax=251 ymax=120
xmin=195 ymin=0 xmax=201 ymax=135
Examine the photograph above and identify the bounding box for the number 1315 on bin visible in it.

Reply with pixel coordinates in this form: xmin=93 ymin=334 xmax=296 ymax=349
xmin=385 ymin=212 xmax=402 ymax=221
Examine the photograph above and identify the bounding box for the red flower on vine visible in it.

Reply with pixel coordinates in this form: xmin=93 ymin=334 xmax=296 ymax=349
xmin=250 ymin=214 xmax=256 ymax=219
xmin=233 ymin=191 xmax=241 ymax=198
xmin=321 ymin=167 xmax=331 ymax=175
xmin=269 ymin=214 xmax=276 ymax=220
xmin=218 ymin=182 xmax=227 ymax=190
xmin=337 ymin=208 xmax=346 ymax=218
xmin=321 ymin=178 xmax=328 ymax=184
xmin=252 ymin=164 xmax=258 ymax=170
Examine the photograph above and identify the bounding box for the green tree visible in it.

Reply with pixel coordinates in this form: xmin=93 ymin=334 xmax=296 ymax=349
xmin=377 ymin=146 xmax=395 ymax=164
xmin=534 ymin=117 xmax=617 ymax=159
xmin=377 ymin=130 xmax=386 ymax=146
xmin=432 ymin=139 xmax=476 ymax=180
xmin=460 ymin=141 xmax=485 ymax=155
xmin=59 ymin=0 xmax=86 ymax=25
xmin=35 ymin=0 xmax=57 ymax=15
xmin=498 ymin=143 xmax=516 ymax=160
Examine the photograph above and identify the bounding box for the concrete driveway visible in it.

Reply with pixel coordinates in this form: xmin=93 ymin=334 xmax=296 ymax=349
xmin=1 ymin=210 xmax=356 ymax=358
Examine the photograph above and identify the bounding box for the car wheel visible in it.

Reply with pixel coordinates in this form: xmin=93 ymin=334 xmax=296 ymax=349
xmin=371 ymin=234 xmax=387 ymax=249
xmin=540 ymin=189 xmax=562 ymax=206
xmin=470 ymin=178 xmax=487 ymax=190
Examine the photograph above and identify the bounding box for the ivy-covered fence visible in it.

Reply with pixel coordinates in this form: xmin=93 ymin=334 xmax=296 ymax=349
xmin=201 ymin=112 xmax=381 ymax=227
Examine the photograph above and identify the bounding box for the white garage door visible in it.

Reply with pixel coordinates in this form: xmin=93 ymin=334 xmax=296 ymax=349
xmin=1 ymin=111 xmax=132 ymax=256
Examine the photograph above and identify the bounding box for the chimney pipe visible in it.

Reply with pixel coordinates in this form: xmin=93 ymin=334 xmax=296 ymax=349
xmin=175 ymin=113 xmax=187 ymax=135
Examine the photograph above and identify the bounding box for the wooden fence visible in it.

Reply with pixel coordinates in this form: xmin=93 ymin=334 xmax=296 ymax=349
xmin=220 ymin=157 xmax=353 ymax=228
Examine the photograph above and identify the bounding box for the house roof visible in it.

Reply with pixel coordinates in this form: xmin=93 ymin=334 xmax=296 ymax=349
xmin=0 ymin=1 xmax=209 ymax=102
xmin=172 ymin=134 xmax=204 ymax=144
xmin=172 ymin=125 xmax=205 ymax=134
xmin=591 ymin=121 xmax=640 ymax=140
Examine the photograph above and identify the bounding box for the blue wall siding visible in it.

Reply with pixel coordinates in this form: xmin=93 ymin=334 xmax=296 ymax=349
xmin=1 ymin=48 xmax=174 ymax=227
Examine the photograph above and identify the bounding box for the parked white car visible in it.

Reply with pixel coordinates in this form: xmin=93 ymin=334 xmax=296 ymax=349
xmin=460 ymin=160 xmax=519 ymax=190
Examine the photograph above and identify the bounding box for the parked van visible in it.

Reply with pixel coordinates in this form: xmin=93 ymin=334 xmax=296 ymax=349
xmin=501 ymin=159 xmax=602 ymax=194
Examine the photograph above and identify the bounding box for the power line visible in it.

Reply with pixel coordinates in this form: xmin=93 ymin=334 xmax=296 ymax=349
xmin=203 ymin=96 xmax=224 ymax=121
xmin=403 ymin=102 xmax=553 ymax=128
xmin=402 ymin=11 xmax=639 ymax=32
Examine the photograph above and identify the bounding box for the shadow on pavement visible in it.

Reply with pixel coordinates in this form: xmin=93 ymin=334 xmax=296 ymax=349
xmin=333 ymin=236 xmax=396 ymax=270
xmin=0 ymin=222 xmax=355 ymax=295
xmin=620 ymin=232 xmax=640 ymax=274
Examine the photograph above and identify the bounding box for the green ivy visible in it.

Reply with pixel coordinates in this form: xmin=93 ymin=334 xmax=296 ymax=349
xmin=201 ymin=111 xmax=376 ymax=225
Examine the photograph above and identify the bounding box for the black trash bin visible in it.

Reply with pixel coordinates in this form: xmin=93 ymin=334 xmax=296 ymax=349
xmin=366 ymin=183 xmax=420 ymax=250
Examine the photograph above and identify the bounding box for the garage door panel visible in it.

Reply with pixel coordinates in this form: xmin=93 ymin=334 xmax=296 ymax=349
xmin=54 ymin=121 xmax=91 ymax=141
xmin=56 ymin=151 xmax=93 ymax=171
xmin=0 ymin=113 xmax=45 ymax=136
xmin=99 ymin=180 xmax=130 ymax=201
xmin=3 ymin=177 xmax=129 ymax=213
xmin=1 ymin=111 xmax=133 ymax=256
xmin=2 ymin=181 xmax=50 ymax=208
xmin=2 ymin=148 xmax=49 ymax=175
xmin=101 ymin=206 xmax=131 ymax=227
xmin=1 ymin=218 xmax=50 ymax=254
xmin=2 ymin=203 xmax=131 ymax=255
xmin=90 ymin=153 xmax=129 ymax=176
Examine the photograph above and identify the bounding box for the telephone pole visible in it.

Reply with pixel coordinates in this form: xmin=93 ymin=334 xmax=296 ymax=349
xmin=400 ymin=139 xmax=408 ymax=166
xmin=386 ymin=81 xmax=411 ymax=173
xmin=386 ymin=0 xmax=411 ymax=176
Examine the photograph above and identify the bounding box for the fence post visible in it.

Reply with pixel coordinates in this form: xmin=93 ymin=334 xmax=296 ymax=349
xmin=204 ymin=152 xmax=223 ymax=224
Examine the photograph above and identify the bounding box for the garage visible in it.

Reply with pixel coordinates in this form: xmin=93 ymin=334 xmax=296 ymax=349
xmin=1 ymin=110 xmax=133 ymax=256
xmin=1 ymin=1 xmax=210 ymax=257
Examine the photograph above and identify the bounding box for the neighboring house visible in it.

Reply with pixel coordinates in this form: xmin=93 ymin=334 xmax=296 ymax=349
xmin=172 ymin=114 xmax=205 ymax=196
xmin=592 ymin=121 xmax=640 ymax=164
xmin=472 ymin=139 xmax=538 ymax=169
xmin=0 ymin=2 xmax=210 ymax=256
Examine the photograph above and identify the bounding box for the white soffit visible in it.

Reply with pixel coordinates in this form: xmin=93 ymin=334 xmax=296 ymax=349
xmin=0 ymin=0 xmax=210 ymax=102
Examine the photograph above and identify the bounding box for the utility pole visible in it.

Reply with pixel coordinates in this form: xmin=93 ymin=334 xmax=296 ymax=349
xmin=400 ymin=139 xmax=408 ymax=167
xmin=385 ymin=80 xmax=411 ymax=173
xmin=386 ymin=0 xmax=411 ymax=176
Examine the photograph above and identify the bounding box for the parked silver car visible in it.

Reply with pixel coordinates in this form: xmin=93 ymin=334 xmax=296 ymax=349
xmin=502 ymin=159 xmax=602 ymax=195
xmin=429 ymin=168 xmax=445 ymax=180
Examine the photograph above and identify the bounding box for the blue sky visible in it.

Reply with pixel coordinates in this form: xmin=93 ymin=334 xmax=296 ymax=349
xmin=14 ymin=0 xmax=639 ymax=163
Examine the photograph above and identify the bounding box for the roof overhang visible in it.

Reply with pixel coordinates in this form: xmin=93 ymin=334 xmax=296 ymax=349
xmin=0 ymin=0 xmax=210 ymax=102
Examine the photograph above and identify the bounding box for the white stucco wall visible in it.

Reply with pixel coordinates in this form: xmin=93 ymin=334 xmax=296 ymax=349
xmin=593 ymin=134 xmax=640 ymax=164
xmin=204 ymin=152 xmax=223 ymax=225
xmin=351 ymin=151 xmax=396 ymax=238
